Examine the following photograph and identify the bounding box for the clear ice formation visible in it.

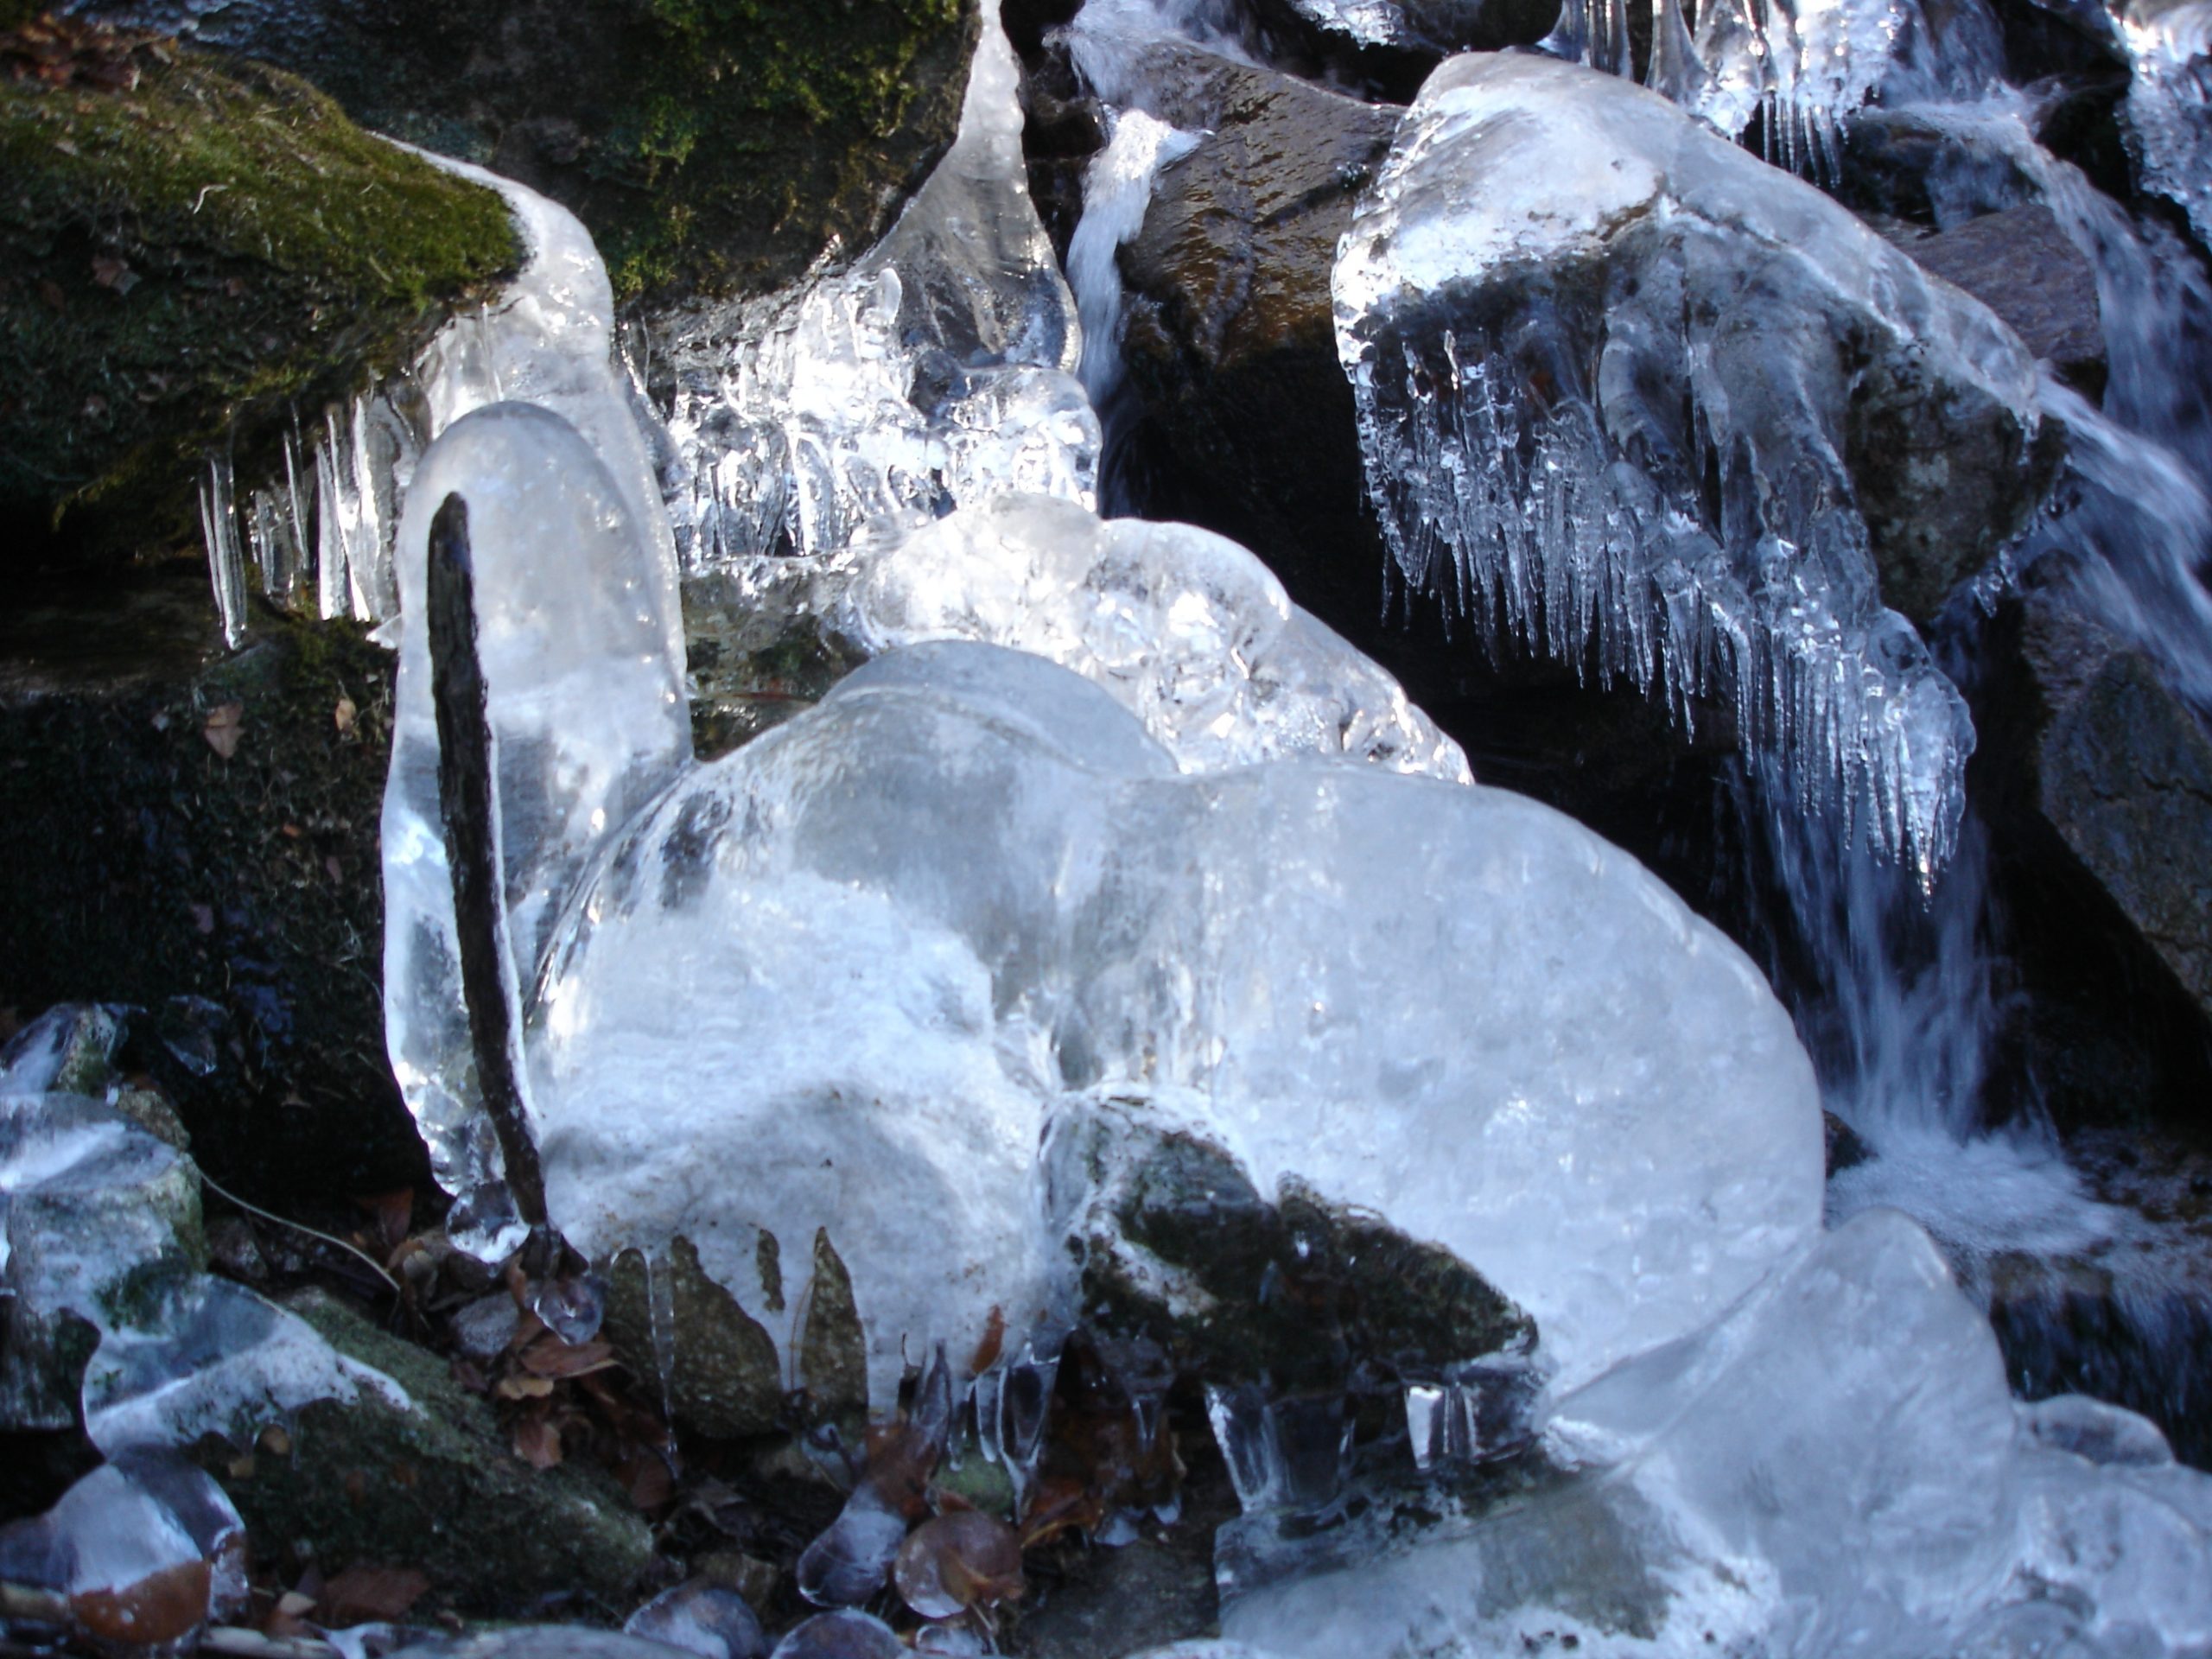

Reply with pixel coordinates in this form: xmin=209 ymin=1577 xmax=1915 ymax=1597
xmin=2121 ymin=0 xmax=2212 ymax=251
xmin=1 ymin=1078 xmax=404 ymax=1456
xmin=1539 ymin=0 xmax=2005 ymax=181
xmin=521 ymin=626 xmax=1819 ymax=1405
xmin=1332 ymin=52 xmax=2050 ymax=875
xmin=658 ymin=0 xmax=1099 ymax=570
xmin=196 ymin=148 xmax=682 ymax=657
xmin=1225 ymin=1211 xmax=2212 ymax=1658
xmin=382 ymin=404 xmax=691 ymax=1258
xmin=841 ymin=493 xmax=1469 ymax=779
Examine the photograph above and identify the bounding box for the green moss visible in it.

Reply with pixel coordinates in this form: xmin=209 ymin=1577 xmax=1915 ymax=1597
xmin=0 ymin=46 xmax=520 ymax=568
xmin=590 ymin=0 xmax=972 ymax=300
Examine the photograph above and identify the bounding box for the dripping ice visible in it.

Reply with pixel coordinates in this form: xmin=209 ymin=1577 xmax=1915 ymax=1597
xmin=1329 ymin=50 xmax=2050 ymax=874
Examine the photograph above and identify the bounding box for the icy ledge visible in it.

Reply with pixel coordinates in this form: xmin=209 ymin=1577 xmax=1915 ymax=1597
xmin=1333 ymin=52 xmax=2050 ymax=877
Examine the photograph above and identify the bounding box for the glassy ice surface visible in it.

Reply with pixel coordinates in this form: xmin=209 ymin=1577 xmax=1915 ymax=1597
xmin=383 ymin=404 xmax=691 ymax=1258
xmin=659 ymin=0 xmax=1097 ymax=572
xmin=526 ymin=637 xmax=1819 ymax=1404
xmin=2122 ymin=0 xmax=2212 ymax=251
xmin=1229 ymin=1211 xmax=2212 ymax=1658
xmin=1332 ymin=53 xmax=2044 ymax=876
xmin=2 ymin=1089 xmax=404 ymax=1452
xmin=842 ymin=493 xmax=1469 ymax=779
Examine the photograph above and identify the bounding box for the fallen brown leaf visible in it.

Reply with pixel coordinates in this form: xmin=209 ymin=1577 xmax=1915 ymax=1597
xmin=203 ymin=701 xmax=245 ymax=759
xmin=334 ymin=695 xmax=357 ymax=734
xmin=518 ymin=1336 xmax=618 ymax=1381
xmin=494 ymin=1374 xmax=555 ymax=1402
xmin=512 ymin=1414 xmax=563 ymax=1470
xmin=318 ymin=1563 xmax=429 ymax=1626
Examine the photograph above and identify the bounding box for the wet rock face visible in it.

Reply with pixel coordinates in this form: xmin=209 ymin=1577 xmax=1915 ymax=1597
xmin=0 ymin=34 xmax=518 ymax=572
xmin=0 ymin=592 xmax=421 ymax=1202
xmin=63 ymin=0 xmax=978 ymax=303
xmin=1971 ymin=554 xmax=2212 ymax=1135
xmin=1890 ymin=204 xmax=2107 ymax=394
xmin=1057 ymin=1104 xmax=1535 ymax=1398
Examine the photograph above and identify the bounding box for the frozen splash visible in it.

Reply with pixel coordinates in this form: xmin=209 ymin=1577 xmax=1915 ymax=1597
xmin=1540 ymin=0 xmax=2005 ymax=180
xmin=2122 ymin=0 xmax=2212 ymax=251
xmin=1332 ymin=53 xmax=2046 ymax=875
xmin=659 ymin=0 xmax=1097 ymax=571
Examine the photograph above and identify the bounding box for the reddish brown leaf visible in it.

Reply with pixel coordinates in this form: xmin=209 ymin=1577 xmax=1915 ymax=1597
xmin=353 ymin=1188 xmax=413 ymax=1255
xmin=518 ymin=1336 xmax=617 ymax=1380
xmin=318 ymin=1564 xmax=429 ymax=1626
xmin=968 ymin=1305 xmax=1006 ymax=1376
xmin=202 ymin=701 xmax=245 ymax=759
xmin=493 ymin=1373 xmax=555 ymax=1402
xmin=512 ymin=1414 xmax=563 ymax=1470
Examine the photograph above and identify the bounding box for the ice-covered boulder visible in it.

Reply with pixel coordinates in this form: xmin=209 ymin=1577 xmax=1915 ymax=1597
xmin=525 ymin=632 xmax=1820 ymax=1404
xmin=1334 ymin=51 xmax=2054 ymax=874
xmin=2121 ymin=0 xmax=2212 ymax=251
xmin=1224 ymin=1209 xmax=2212 ymax=1657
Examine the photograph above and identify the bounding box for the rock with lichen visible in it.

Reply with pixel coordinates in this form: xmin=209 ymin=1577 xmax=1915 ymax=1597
xmin=63 ymin=0 xmax=978 ymax=304
xmin=0 ymin=22 xmax=520 ymax=571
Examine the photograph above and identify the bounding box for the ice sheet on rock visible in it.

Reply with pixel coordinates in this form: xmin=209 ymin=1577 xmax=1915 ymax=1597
xmin=1541 ymin=0 xmax=2005 ymax=179
xmin=660 ymin=0 xmax=1097 ymax=572
xmin=1332 ymin=53 xmax=2041 ymax=876
xmin=2122 ymin=0 xmax=2212 ymax=251
xmin=383 ymin=404 xmax=691 ymax=1258
xmin=83 ymin=1277 xmax=407 ymax=1454
xmin=843 ymin=494 xmax=1470 ymax=779
xmin=199 ymin=151 xmax=683 ymax=657
xmin=530 ymin=640 xmax=1818 ymax=1403
xmin=1227 ymin=1211 xmax=2212 ymax=1658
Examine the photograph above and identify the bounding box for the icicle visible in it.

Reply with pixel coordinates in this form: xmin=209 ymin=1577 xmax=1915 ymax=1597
xmin=200 ymin=456 xmax=248 ymax=651
xmin=1205 ymin=1384 xmax=1353 ymax=1515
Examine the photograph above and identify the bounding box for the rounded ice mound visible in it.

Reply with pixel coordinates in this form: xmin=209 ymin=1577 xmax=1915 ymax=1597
xmin=529 ymin=636 xmax=1821 ymax=1403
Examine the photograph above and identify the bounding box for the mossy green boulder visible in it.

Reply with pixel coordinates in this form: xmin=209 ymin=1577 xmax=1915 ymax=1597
xmin=79 ymin=0 xmax=977 ymax=302
xmin=0 ymin=28 xmax=520 ymax=570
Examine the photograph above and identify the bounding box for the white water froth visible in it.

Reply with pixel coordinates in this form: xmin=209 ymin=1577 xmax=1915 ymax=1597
xmin=1070 ymin=110 xmax=1200 ymax=403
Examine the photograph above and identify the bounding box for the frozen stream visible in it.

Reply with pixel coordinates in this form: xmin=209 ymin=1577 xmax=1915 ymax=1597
xmin=141 ymin=0 xmax=2212 ymax=1650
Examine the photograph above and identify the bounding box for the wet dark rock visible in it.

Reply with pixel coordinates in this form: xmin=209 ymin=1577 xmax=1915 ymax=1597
xmin=1054 ymin=1103 xmax=1534 ymax=1396
xmin=624 ymin=1577 xmax=771 ymax=1659
xmin=1887 ymin=204 xmax=2106 ymax=394
xmin=0 ymin=588 xmax=422 ymax=1203
xmin=766 ymin=1611 xmax=904 ymax=1659
xmin=0 ymin=34 xmax=519 ymax=574
xmin=391 ymin=1632 xmax=702 ymax=1659
xmin=1970 ymin=553 xmax=2212 ymax=1135
xmin=1822 ymin=1111 xmax=1872 ymax=1178
xmin=63 ymin=0 xmax=978 ymax=304
xmin=196 ymin=1287 xmax=653 ymax=1616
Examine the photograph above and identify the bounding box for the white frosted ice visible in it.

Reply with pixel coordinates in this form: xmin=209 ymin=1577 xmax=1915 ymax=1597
xmin=842 ymin=493 xmax=1470 ymax=779
xmin=520 ymin=630 xmax=1818 ymax=1405
xmin=1332 ymin=52 xmax=2043 ymax=875
xmin=1226 ymin=1210 xmax=2212 ymax=1658
xmin=383 ymin=404 xmax=691 ymax=1256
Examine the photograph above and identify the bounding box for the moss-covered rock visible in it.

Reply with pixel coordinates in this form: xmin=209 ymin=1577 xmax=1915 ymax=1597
xmin=0 ymin=579 xmax=420 ymax=1202
xmin=196 ymin=1287 xmax=654 ymax=1616
xmin=79 ymin=0 xmax=977 ymax=302
xmin=0 ymin=25 xmax=520 ymax=570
